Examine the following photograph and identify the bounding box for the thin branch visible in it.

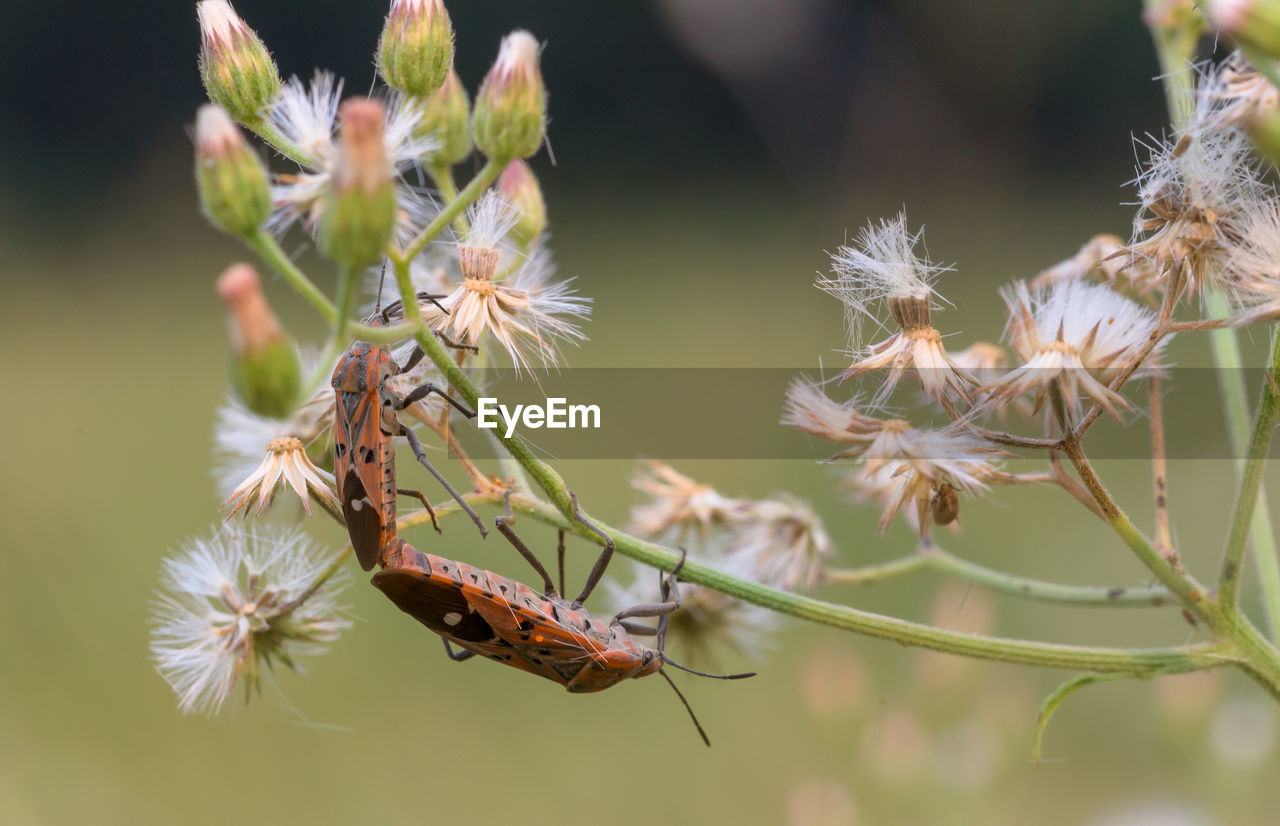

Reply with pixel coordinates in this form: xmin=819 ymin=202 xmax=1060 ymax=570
xmin=1149 ymin=375 xmax=1178 ymax=565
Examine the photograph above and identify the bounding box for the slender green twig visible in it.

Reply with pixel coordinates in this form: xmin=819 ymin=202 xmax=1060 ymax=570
xmin=247 ymin=230 xmax=338 ymax=324
xmin=825 ymin=543 xmax=1172 ymax=606
xmin=246 ymin=119 xmax=314 ymax=168
xmin=1219 ymin=325 xmax=1280 ymax=607
xmin=1208 ymin=292 xmax=1280 ymax=639
xmin=396 ymin=156 xmax=506 ymax=264
xmin=427 ymin=162 xmax=471 ymax=236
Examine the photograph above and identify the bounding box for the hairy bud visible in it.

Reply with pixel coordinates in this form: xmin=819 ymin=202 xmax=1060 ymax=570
xmin=377 ymin=0 xmax=455 ymax=97
xmin=216 ymin=264 xmax=302 ymax=418
xmin=497 ymin=160 xmax=546 ymax=246
xmin=416 ymin=69 xmax=472 ymax=166
xmin=195 ymin=104 xmax=271 ymax=237
xmin=472 ymin=31 xmax=547 ymax=160
xmin=321 ymin=99 xmax=395 ymax=268
xmin=1212 ymin=0 xmax=1280 ymax=59
xmin=197 ymin=0 xmax=281 ymax=123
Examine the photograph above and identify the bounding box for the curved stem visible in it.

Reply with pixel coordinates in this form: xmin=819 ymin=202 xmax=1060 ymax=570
xmin=397 ymin=156 xmax=506 ymax=264
xmin=246 ymin=119 xmax=313 ymax=168
xmin=427 ymin=162 xmax=471 ymax=236
xmin=247 ymin=230 xmax=337 ymax=324
xmin=1219 ymin=323 xmax=1280 ymax=607
xmin=826 ymin=544 xmax=1172 ymax=606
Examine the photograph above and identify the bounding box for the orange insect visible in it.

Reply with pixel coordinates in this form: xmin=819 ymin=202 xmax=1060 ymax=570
xmin=331 ymin=294 xmax=485 ymax=570
xmin=372 ymin=495 xmax=754 ymax=744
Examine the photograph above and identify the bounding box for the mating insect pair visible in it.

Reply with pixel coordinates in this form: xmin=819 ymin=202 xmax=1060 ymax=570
xmin=333 ymin=293 xmax=753 ymax=744
xmin=374 ymin=495 xmax=755 ymax=745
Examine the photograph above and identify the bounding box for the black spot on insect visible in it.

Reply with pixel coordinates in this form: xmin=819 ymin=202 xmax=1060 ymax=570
xmin=518 ymin=619 xmax=536 ymax=632
xmin=469 ymin=572 xmax=479 ymax=583
xmin=519 ymin=633 xmax=532 ymax=642
xmin=537 ymin=648 xmax=552 ymax=656
xmin=499 ymin=584 xmax=509 ymax=593
xmin=530 ymin=657 xmax=543 ymax=665
xmin=581 ymin=619 xmax=592 ymax=632
xmin=335 ymin=443 xmax=347 ymax=458
xmin=361 ymin=447 xmax=376 ymax=463
xmin=550 ymin=605 xmax=562 ymax=622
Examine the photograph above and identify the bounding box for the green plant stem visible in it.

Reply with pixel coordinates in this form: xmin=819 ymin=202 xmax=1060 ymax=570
xmin=247 ymin=230 xmax=337 ymax=324
xmin=1144 ymin=0 xmax=1200 ymax=132
xmin=396 ymin=156 xmax=506 ymax=264
xmin=395 ymin=497 xmax=1228 ymax=675
xmin=825 ymin=544 xmax=1174 ymax=607
xmin=427 ymin=162 xmax=471 ymax=236
xmin=246 ymin=119 xmax=314 ymax=167
xmin=1219 ymin=323 xmax=1280 ymax=607
xmin=1208 ymin=293 xmax=1280 ymax=639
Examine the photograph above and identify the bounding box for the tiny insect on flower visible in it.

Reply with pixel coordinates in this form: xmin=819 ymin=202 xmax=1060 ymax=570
xmin=425 ymin=193 xmax=590 ymax=372
xmin=150 ymin=525 xmax=350 ymax=715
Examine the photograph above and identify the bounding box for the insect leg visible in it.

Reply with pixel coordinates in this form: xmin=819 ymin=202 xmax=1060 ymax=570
xmin=434 ymin=330 xmax=479 ymax=353
xmin=557 ymin=530 xmax=566 ymax=597
xmin=494 ymin=493 xmax=558 ymax=595
xmin=442 ymin=640 xmax=477 ymax=662
xmin=612 ymin=601 xmax=679 ymax=624
xmin=569 ymin=491 xmax=616 ymax=608
xmin=616 ymin=620 xmax=660 ymax=636
xmin=399 ymin=425 xmax=488 ymax=537
xmin=397 ymin=487 xmax=441 ymax=534
xmin=397 ymin=382 xmax=477 ymax=418
xmin=397 ymin=345 xmax=426 ymax=373
xmin=656 ymin=548 xmax=689 ymax=655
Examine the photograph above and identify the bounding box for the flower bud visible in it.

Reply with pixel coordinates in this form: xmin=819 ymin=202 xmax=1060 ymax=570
xmin=197 ymin=0 xmax=281 ymax=123
xmin=1212 ymin=0 xmax=1280 ymax=59
xmin=377 ymin=0 xmax=455 ymax=97
xmin=320 ymin=99 xmax=396 ymax=269
xmin=195 ymin=104 xmax=271 ymax=237
xmin=416 ymin=69 xmax=472 ymax=166
xmin=497 ymin=160 xmax=546 ymax=246
xmin=216 ymin=264 xmax=302 ymax=418
xmin=1247 ymin=108 xmax=1280 ymax=165
xmin=472 ymin=31 xmax=547 ymax=160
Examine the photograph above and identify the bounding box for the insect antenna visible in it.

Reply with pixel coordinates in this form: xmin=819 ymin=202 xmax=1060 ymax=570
xmin=658 ymin=668 xmax=710 ymax=747
xmin=661 ymin=653 xmax=756 ymax=681
xmin=375 ymin=257 xmax=388 ymax=315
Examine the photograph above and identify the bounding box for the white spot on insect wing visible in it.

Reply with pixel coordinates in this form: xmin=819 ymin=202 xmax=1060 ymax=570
xmin=443 ymin=612 xmax=463 ymax=626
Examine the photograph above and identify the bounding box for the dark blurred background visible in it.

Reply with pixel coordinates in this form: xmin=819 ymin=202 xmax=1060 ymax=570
xmin=4 ymin=2 xmax=1279 ymax=826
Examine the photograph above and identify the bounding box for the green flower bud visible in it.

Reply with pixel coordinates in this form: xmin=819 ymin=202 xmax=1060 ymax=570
xmin=195 ymin=104 xmax=271 ymax=237
xmin=320 ymin=99 xmax=396 ymax=269
xmin=1213 ymin=0 xmax=1280 ymax=59
xmin=417 ymin=69 xmax=472 ymax=166
xmin=377 ymin=0 xmax=455 ymax=97
xmin=472 ymin=31 xmax=547 ymax=160
xmin=197 ymin=0 xmax=281 ymax=124
xmin=497 ymin=160 xmax=546 ymax=247
xmin=216 ymin=264 xmax=302 ymax=418
xmin=1247 ymin=108 xmax=1280 ymax=164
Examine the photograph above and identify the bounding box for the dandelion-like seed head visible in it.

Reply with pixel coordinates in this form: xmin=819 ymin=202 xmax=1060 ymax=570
xmin=627 ymin=462 xmax=749 ymax=543
xmin=221 ymin=435 xmax=341 ymax=520
xmin=267 ymin=74 xmax=439 ymax=240
xmin=1129 ymin=117 xmax=1270 ymax=296
xmin=782 ymin=377 xmax=886 ymax=444
xmin=151 ymin=525 xmax=349 ymax=714
xmin=816 ymin=214 xmax=971 ymax=402
xmin=1199 ymin=52 xmax=1279 ymax=133
xmin=426 ymin=209 xmax=590 ymax=371
xmin=818 ymin=212 xmax=951 ymax=341
xmin=983 ymin=280 xmax=1163 ymax=420
xmin=727 ymin=496 xmax=833 ymax=590
xmin=1223 ymin=202 xmax=1280 ymax=326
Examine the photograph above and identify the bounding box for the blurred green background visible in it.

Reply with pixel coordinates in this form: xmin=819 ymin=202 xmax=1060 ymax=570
xmin=3 ymin=1 xmax=1280 ymax=824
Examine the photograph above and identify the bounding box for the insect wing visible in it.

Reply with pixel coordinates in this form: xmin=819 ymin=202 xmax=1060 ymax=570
xmin=334 ymin=388 xmax=394 ymax=571
xmin=372 ymin=546 xmax=498 ymax=644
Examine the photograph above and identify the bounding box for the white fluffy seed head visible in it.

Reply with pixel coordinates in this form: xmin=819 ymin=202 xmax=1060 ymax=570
xmin=817 ymin=212 xmax=952 ymax=348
